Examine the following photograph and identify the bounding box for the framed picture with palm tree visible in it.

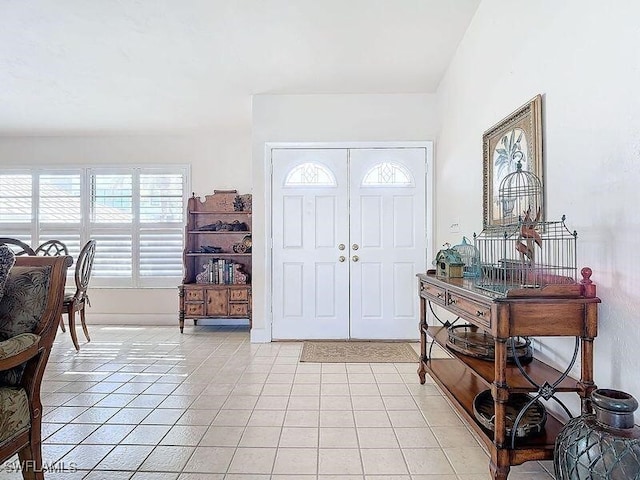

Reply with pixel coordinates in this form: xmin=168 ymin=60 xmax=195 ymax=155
xmin=482 ymin=95 xmax=543 ymax=227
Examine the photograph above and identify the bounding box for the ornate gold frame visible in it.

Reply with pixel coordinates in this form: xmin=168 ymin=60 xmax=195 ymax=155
xmin=482 ymin=95 xmax=543 ymax=227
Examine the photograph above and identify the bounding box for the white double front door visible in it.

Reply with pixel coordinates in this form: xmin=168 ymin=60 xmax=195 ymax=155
xmin=271 ymin=147 xmax=427 ymax=340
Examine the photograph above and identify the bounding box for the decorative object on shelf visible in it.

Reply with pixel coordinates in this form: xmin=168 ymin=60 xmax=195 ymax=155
xmin=232 ymin=235 xmax=252 ymax=254
xmin=199 ymin=245 xmax=223 ymax=253
xmin=446 ymin=325 xmax=533 ymax=364
xmin=195 ymin=263 xmax=211 ymax=284
xmin=239 ymin=194 xmax=252 ymax=212
xmin=434 ymin=243 xmax=465 ymax=278
xmin=233 ymin=195 xmax=246 ymax=211
xmin=196 ymin=220 xmax=248 ymax=232
xmin=483 ymin=95 xmax=543 ymax=227
xmin=452 ymin=236 xmax=480 ymax=277
xmin=473 ymin=389 xmax=547 ymax=439
xmin=233 ymin=264 xmax=248 ymax=284
xmin=242 ymin=235 xmax=251 ymax=253
xmin=232 ymin=243 xmax=247 ymax=253
xmin=474 ymin=215 xmax=577 ymax=295
xmin=516 ymin=205 xmax=542 ymax=267
xmin=554 ymin=389 xmax=640 ymax=480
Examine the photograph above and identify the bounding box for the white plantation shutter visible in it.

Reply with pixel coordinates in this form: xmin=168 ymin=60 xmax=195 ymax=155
xmin=37 ymin=172 xmax=82 ymax=281
xmin=0 ymin=174 xmax=32 ymax=224
xmin=140 ymin=230 xmax=183 ymax=278
xmin=137 ymin=173 xmax=184 ymax=285
xmin=0 ymin=166 xmax=188 ymax=287
xmin=91 ymin=232 xmax=133 ymax=283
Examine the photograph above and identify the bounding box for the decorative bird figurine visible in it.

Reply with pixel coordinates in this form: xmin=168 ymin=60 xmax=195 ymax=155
xmin=516 ymin=206 xmax=542 ymax=266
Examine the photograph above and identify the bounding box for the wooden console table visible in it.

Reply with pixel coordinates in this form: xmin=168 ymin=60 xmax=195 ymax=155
xmin=417 ymin=269 xmax=600 ymax=480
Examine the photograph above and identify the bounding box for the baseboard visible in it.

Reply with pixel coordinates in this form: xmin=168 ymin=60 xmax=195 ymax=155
xmin=87 ymin=314 xmax=250 ymax=327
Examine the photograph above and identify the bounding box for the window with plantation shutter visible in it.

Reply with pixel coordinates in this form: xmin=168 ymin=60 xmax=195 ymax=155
xmin=38 ymin=172 xmax=82 ymax=276
xmin=0 ymin=166 xmax=188 ymax=288
xmin=139 ymin=174 xmax=185 ymax=281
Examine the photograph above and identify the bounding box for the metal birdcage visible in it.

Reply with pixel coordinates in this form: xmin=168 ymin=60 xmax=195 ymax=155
xmin=498 ymin=161 xmax=543 ymax=225
xmin=452 ymin=236 xmax=480 ymax=278
xmin=473 ymin=215 xmax=577 ymax=295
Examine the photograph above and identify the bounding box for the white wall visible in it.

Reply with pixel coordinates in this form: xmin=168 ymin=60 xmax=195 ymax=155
xmin=0 ymin=130 xmax=252 ymax=324
xmin=250 ymin=93 xmax=439 ymax=341
xmin=436 ymin=0 xmax=640 ymax=406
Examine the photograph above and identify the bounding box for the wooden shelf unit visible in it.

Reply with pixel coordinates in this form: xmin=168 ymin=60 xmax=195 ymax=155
xmin=179 ymin=190 xmax=252 ymax=333
xmin=417 ymin=271 xmax=600 ymax=480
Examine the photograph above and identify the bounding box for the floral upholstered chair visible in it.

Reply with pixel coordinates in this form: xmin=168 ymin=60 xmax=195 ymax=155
xmin=0 ymin=247 xmax=72 ymax=479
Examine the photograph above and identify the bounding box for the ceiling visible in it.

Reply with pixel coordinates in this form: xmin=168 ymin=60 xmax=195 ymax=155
xmin=0 ymin=0 xmax=480 ymax=134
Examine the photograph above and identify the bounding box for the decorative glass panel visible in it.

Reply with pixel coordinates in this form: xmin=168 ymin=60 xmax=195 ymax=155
xmin=284 ymin=162 xmax=336 ymax=186
xmin=362 ymin=162 xmax=413 ymax=186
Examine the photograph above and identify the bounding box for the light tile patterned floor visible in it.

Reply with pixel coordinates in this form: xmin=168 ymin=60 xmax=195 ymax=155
xmin=0 ymin=326 xmax=555 ymax=479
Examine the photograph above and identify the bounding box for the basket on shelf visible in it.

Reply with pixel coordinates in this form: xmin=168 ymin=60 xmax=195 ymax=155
xmin=446 ymin=324 xmax=533 ymax=364
xmin=473 ymin=389 xmax=547 ymax=439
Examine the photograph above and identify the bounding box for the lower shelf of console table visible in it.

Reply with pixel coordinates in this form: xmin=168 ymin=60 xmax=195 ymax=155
xmin=423 ymin=328 xmax=566 ymax=462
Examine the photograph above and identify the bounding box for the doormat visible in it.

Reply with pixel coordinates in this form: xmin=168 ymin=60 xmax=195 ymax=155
xmin=299 ymin=341 xmax=419 ymax=363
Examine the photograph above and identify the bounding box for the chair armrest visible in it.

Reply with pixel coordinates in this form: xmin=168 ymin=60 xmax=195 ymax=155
xmin=0 ymin=333 xmax=41 ymax=370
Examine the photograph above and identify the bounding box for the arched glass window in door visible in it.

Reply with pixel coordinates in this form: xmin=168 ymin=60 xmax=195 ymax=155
xmin=284 ymin=162 xmax=337 ymax=186
xmin=362 ymin=162 xmax=413 ymax=186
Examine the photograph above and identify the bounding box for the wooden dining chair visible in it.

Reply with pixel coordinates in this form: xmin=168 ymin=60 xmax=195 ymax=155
xmin=34 ymin=240 xmax=72 ymax=334
xmin=0 ymin=238 xmax=35 ymax=256
xmin=62 ymin=240 xmax=96 ymax=351
xmin=0 ymin=253 xmax=72 ymax=480
xmin=34 ymin=239 xmax=69 ymax=257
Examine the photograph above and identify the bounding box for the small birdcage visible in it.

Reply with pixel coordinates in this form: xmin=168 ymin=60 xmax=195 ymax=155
xmin=452 ymin=236 xmax=480 ymax=278
xmin=498 ymin=160 xmax=543 ymax=225
xmin=473 ymin=215 xmax=577 ymax=295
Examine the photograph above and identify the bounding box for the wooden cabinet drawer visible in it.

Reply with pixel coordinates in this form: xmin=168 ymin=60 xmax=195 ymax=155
xmin=229 ymin=303 xmax=249 ymax=316
xmin=448 ymin=293 xmax=491 ymax=329
xmin=185 ymin=289 xmax=204 ymax=301
xmin=185 ymin=303 xmax=204 ymax=316
xmin=420 ymin=281 xmax=447 ymax=304
xmin=229 ymin=288 xmax=249 ymax=301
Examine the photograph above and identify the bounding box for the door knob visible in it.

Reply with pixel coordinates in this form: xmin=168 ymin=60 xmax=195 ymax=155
xmin=339 ymin=256 xmax=346 ymax=262
xmin=352 ymin=255 xmax=359 ymax=262
xmin=338 ymin=244 xmax=345 ymax=250
xmin=352 ymin=244 xmax=359 ymax=250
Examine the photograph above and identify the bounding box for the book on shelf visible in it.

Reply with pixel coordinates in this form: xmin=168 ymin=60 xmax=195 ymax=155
xmin=206 ymin=258 xmax=247 ymax=285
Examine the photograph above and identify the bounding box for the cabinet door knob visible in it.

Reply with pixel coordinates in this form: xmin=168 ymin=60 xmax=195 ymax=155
xmin=352 ymin=255 xmax=359 ymax=262
xmin=339 ymin=256 xmax=346 ymax=262
xmin=352 ymin=243 xmax=359 ymax=250
xmin=338 ymin=244 xmax=346 ymax=250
